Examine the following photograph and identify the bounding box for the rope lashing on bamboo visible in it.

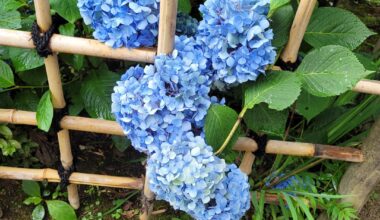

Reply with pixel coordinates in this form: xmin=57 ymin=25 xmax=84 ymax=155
xmin=251 ymin=133 xmax=268 ymax=157
xmin=57 ymin=162 xmax=75 ymax=189
xmin=31 ymin=16 xmax=59 ymax=57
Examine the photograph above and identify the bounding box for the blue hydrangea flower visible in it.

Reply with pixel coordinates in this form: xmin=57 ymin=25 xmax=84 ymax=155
xmin=176 ymin=12 xmax=199 ymax=37
xmin=112 ymin=36 xmax=212 ymax=153
xmin=197 ymin=0 xmax=276 ymax=88
xmin=77 ymin=0 xmax=160 ymax=48
xmin=147 ymin=132 xmax=250 ymax=220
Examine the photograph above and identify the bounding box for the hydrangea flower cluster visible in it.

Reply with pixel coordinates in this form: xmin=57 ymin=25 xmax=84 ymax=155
xmin=77 ymin=0 xmax=160 ymax=48
xmin=148 ymin=132 xmax=250 ymax=219
xmin=197 ymin=0 xmax=276 ymax=88
xmin=105 ymin=0 xmax=276 ymax=218
xmin=176 ymin=12 xmax=199 ymax=37
xmin=112 ymin=36 xmax=211 ymax=153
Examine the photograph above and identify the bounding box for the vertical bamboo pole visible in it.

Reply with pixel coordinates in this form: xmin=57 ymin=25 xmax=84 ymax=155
xmin=140 ymin=1 xmax=177 ymax=219
xmin=34 ymin=0 xmax=65 ymax=108
xmin=239 ymin=152 xmax=256 ymax=175
xmin=280 ymin=0 xmax=317 ymax=63
xmin=34 ymin=0 xmax=79 ymax=209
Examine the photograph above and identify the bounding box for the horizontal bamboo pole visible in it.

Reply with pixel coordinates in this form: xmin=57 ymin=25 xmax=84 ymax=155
xmin=352 ymin=79 xmax=380 ymax=95
xmin=266 ymin=140 xmax=364 ymax=162
xmin=0 ymin=109 xmax=364 ymax=162
xmin=0 ymin=166 xmax=143 ymax=189
xmin=0 ymin=29 xmax=156 ymax=63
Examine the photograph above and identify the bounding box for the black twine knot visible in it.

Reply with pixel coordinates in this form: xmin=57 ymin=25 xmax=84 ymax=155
xmin=50 ymin=107 xmax=69 ymax=133
xmin=31 ymin=17 xmax=58 ymax=57
xmin=252 ymin=132 xmax=268 ymax=157
xmin=57 ymin=162 xmax=75 ymax=189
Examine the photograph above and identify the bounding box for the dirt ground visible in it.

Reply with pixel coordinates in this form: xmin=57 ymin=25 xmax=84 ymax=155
xmin=359 ymin=184 xmax=380 ymax=220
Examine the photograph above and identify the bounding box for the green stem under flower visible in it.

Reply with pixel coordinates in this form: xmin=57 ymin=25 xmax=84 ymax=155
xmin=215 ymin=106 xmax=248 ymax=155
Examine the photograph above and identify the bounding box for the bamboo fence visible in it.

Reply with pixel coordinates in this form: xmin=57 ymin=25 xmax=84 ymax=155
xmin=0 ymin=0 xmax=377 ymax=218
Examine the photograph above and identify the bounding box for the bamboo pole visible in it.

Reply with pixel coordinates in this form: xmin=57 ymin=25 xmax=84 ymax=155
xmin=57 ymin=130 xmax=79 ymax=208
xmin=266 ymin=140 xmax=364 ymax=162
xmin=239 ymin=152 xmax=256 ymax=175
xmin=0 ymin=110 xmax=364 ymax=161
xmin=34 ymin=0 xmax=65 ymax=108
xmin=0 ymin=29 xmax=156 ymax=63
xmin=352 ymin=79 xmax=380 ymax=95
xmin=34 ymin=0 xmax=79 ymax=208
xmin=0 ymin=166 xmax=143 ymax=189
xmin=140 ymin=1 xmax=178 ymax=219
xmin=156 ymin=0 xmax=178 ymax=55
xmin=280 ymin=0 xmax=317 ymax=63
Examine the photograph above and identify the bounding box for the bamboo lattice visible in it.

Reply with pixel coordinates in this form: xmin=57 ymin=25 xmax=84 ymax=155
xmin=0 ymin=0 xmax=378 ymax=218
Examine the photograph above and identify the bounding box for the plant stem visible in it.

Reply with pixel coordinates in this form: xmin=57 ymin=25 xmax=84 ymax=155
xmin=0 ymin=85 xmax=50 ymax=93
xmin=265 ymin=158 xmax=325 ymax=189
xmin=215 ymin=106 xmax=248 ymax=155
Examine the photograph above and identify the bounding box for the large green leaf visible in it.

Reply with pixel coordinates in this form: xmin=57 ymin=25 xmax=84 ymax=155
xmin=296 ymin=91 xmax=334 ymax=121
xmin=17 ymin=67 xmax=47 ymax=86
xmin=36 ymin=91 xmax=54 ymax=132
xmin=304 ymin=7 xmax=375 ymax=50
xmin=80 ymin=69 xmax=119 ymax=120
xmin=297 ymin=45 xmax=367 ymax=97
xmin=46 ymin=200 xmax=77 ymax=220
xmin=271 ymin=5 xmax=294 ymax=48
xmin=0 ymin=0 xmax=26 ymax=11
xmin=14 ymin=90 xmax=39 ymax=111
xmin=269 ymin=0 xmax=290 ymax=17
xmin=0 ymin=10 xmax=21 ymax=29
xmin=244 ymin=71 xmax=301 ymax=110
xmin=22 ymin=180 xmax=41 ymax=197
xmin=0 ymin=60 xmax=14 ymax=88
xmin=204 ymin=104 xmax=240 ymax=153
xmin=50 ymin=0 xmax=81 ymax=23
xmin=9 ymin=48 xmax=44 ymax=72
xmin=244 ymin=103 xmax=288 ymax=137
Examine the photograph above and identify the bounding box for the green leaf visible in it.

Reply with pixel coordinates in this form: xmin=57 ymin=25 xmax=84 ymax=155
xmin=9 ymin=48 xmax=44 ymax=72
xmin=297 ymin=45 xmax=367 ymax=97
xmin=22 ymin=180 xmax=41 ymax=197
xmin=204 ymin=104 xmax=240 ymax=153
xmin=0 ymin=124 xmax=12 ymax=139
xmin=36 ymin=91 xmax=54 ymax=132
xmin=296 ymin=91 xmax=334 ymax=121
xmin=17 ymin=67 xmax=47 ymax=86
xmin=178 ymin=0 xmax=191 ymax=14
xmin=32 ymin=205 xmax=45 ymax=220
xmin=14 ymin=91 xmax=39 ymax=111
xmin=111 ymin=136 xmax=130 ymax=152
xmin=0 ymin=60 xmax=14 ymax=88
xmin=244 ymin=71 xmax=301 ymax=110
xmin=0 ymin=10 xmax=21 ymax=29
xmin=294 ymin=197 xmax=314 ymax=220
xmin=80 ymin=69 xmax=119 ymax=120
xmin=66 ymin=81 xmax=84 ymax=116
xmin=0 ymin=0 xmax=26 ymax=11
xmin=244 ymin=103 xmax=288 ymax=137
xmin=59 ymin=23 xmax=75 ymax=36
xmin=269 ymin=0 xmax=290 ymax=17
xmin=50 ymin=0 xmax=81 ymax=23
xmin=46 ymin=200 xmax=77 ymax=220
xmin=23 ymin=196 xmax=43 ymax=205
xmin=282 ymin=193 xmax=298 ymax=220
xmin=304 ymin=7 xmax=375 ymax=50
xmin=271 ymin=5 xmax=294 ymax=48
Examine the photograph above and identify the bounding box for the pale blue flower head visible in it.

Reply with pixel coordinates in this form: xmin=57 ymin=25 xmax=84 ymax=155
xmin=147 ymin=132 xmax=251 ymax=220
xmin=197 ymin=0 xmax=276 ymax=89
xmin=112 ymin=36 xmax=212 ymax=153
xmin=77 ymin=0 xmax=160 ymax=48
